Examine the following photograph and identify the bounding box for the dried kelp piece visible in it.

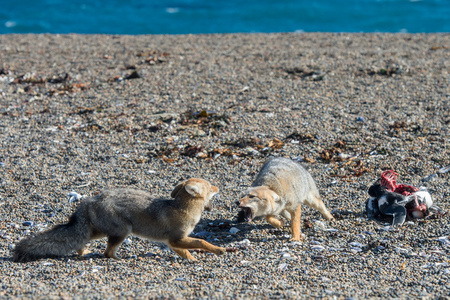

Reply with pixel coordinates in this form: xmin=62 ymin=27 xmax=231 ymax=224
xmin=47 ymin=73 xmax=70 ymax=84
xmin=71 ymin=106 xmax=96 ymax=115
xmin=363 ymin=65 xmax=401 ymax=77
xmin=180 ymin=145 xmax=204 ymax=157
xmin=12 ymin=74 xmax=45 ymax=85
xmin=146 ymin=123 xmax=163 ymax=133
xmin=180 ymin=110 xmax=230 ymax=128
xmin=137 ymin=50 xmax=170 ymax=65
xmin=223 ymin=137 xmax=264 ymax=149
xmin=12 ymin=73 xmax=70 ymax=85
xmin=47 ymin=83 xmax=90 ymax=96
xmin=330 ymin=160 xmax=370 ymax=178
xmin=319 ymin=140 xmax=352 ymax=162
xmin=73 ymin=122 xmax=104 ymax=132
xmin=124 ymin=70 xmax=141 ymax=80
xmin=0 ymin=68 xmax=11 ymax=75
xmin=285 ymin=131 xmax=315 ymax=143
xmin=284 ymin=67 xmax=324 ymax=81
xmin=268 ymin=138 xmax=284 ymax=149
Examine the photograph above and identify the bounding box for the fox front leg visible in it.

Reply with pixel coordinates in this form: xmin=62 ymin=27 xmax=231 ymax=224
xmin=169 ymin=247 xmax=197 ymax=260
xmin=265 ymin=215 xmax=284 ymax=228
xmin=168 ymin=237 xmax=226 ymax=256
xmin=289 ymin=206 xmax=303 ymax=241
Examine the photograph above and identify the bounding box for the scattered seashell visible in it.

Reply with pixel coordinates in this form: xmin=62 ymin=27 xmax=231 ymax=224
xmin=350 ymin=247 xmax=362 ymax=253
xmin=380 ymin=226 xmax=391 ymax=232
xmin=437 ymin=165 xmax=450 ymax=174
xmin=67 ymin=191 xmax=84 ymax=203
xmin=395 ymin=247 xmax=408 ymax=253
xmin=420 ymin=264 xmax=432 ymax=269
xmin=311 ymin=245 xmax=325 ymax=251
xmin=419 ymin=252 xmax=431 ymax=258
xmin=349 ymin=242 xmax=365 ymax=248
xmin=329 ymin=247 xmax=345 ymax=251
xmin=437 ymin=236 xmax=449 ymax=244
xmin=237 ymin=239 xmax=251 ymax=247
xmin=313 ymin=220 xmax=326 ymax=231
xmin=278 ymin=263 xmax=288 ymax=271
xmin=229 ymin=227 xmax=240 ymax=234
xmin=422 ymin=173 xmax=438 ymax=182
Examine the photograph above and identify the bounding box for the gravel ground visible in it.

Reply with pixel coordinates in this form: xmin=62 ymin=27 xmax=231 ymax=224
xmin=0 ymin=33 xmax=449 ymax=299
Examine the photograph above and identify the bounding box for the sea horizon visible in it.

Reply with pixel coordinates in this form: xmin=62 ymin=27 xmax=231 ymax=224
xmin=1 ymin=0 xmax=449 ymax=35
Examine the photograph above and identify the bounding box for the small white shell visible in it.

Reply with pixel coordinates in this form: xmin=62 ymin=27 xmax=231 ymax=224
xmin=67 ymin=191 xmax=84 ymax=203
xmin=311 ymin=245 xmax=325 ymax=251
xmin=229 ymin=227 xmax=240 ymax=234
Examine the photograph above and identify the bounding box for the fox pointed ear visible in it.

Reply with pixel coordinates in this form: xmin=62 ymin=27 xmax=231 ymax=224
xmin=185 ymin=182 xmax=204 ymax=197
xmin=171 ymin=181 xmax=186 ymax=198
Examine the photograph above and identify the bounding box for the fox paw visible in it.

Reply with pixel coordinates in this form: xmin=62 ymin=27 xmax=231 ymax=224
xmin=215 ymin=247 xmax=227 ymax=255
xmin=104 ymin=252 xmax=121 ymax=260
xmin=290 ymin=233 xmax=305 ymax=242
xmin=77 ymin=249 xmax=91 ymax=256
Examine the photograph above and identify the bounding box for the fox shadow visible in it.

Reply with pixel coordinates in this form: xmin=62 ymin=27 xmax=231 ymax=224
xmin=194 ymin=216 xmax=289 ymax=244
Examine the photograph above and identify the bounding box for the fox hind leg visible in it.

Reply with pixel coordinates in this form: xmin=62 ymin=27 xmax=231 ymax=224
xmin=104 ymin=235 xmax=127 ymax=260
xmin=310 ymin=195 xmax=334 ymax=220
xmin=77 ymin=246 xmax=90 ymax=256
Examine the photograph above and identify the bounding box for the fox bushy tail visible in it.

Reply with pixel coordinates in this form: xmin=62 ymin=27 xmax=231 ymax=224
xmin=13 ymin=204 xmax=91 ymax=262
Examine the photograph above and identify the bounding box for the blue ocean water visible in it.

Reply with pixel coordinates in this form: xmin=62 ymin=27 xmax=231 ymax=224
xmin=1 ymin=0 xmax=449 ymax=34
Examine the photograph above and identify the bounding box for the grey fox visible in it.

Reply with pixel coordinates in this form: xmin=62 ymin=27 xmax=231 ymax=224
xmin=237 ymin=157 xmax=334 ymax=241
xmin=13 ymin=178 xmax=226 ymax=262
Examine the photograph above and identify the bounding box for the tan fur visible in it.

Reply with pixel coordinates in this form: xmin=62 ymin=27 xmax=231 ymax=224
xmin=13 ymin=178 xmax=225 ymax=262
xmin=237 ymin=157 xmax=334 ymax=241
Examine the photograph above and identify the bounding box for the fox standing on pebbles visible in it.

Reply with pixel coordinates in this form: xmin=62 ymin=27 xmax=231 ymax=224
xmin=13 ymin=178 xmax=226 ymax=262
xmin=237 ymin=157 xmax=334 ymax=241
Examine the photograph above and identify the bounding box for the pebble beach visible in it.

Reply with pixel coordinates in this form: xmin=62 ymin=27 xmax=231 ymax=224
xmin=0 ymin=33 xmax=449 ymax=299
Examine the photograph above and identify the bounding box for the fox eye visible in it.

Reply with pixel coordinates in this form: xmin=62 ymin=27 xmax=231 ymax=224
xmin=248 ymin=195 xmax=256 ymax=198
